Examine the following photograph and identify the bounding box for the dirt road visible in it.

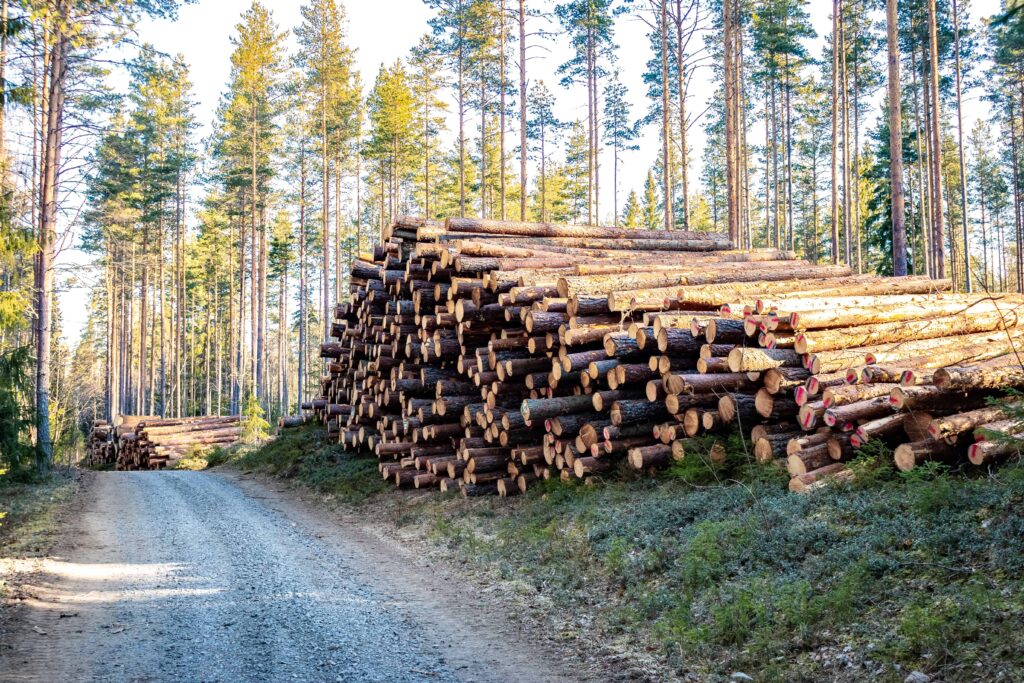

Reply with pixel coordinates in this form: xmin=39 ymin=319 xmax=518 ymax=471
xmin=0 ymin=471 xmax=587 ymax=683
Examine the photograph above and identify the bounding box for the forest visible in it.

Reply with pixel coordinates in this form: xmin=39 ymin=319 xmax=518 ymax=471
xmin=0 ymin=0 xmax=1023 ymax=472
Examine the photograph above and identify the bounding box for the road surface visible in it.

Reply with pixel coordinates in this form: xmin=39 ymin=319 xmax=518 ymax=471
xmin=0 ymin=470 xmax=583 ymax=683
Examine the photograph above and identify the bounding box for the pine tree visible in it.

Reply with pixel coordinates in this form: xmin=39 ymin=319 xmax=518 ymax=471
xmin=214 ymin=1 xmax=287 ymax=410
xmin=410 ymin=33 xmax=449 ymax=218
xmin=622 ymin=189 xmax=641 ymax=228
xmin=603 ymin=72 xmax=638 ymax=226
xmin=427 ymin=0 xmax=472 ymax=215
xmin=365 ymin=61 xmax=416 ymax=230
xmin=296 ymin=0 xmax=359 ymax=341
xmin=31 ymin=0 xmax=189 ymax=465
xmin=642 ymin=169 xmax=661 ymax=229
xmin=556 ymin=0 xmax=619 ymax=225
xmin=525 ymin=81 xmax=563 ymax=222
xmin=564 ymin=120 xmax=590 ymax=223
xmin=269 ymin=209 xmax=293 ymax=416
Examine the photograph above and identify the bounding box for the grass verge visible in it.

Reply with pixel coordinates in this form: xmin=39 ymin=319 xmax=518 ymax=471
xmin=0 ymin=469 xmax=81 ymax=600
xmin=223 ymin=427 xmax=1024 ymax=682
xmin=210 ymin=424 xmax=387 ymax=505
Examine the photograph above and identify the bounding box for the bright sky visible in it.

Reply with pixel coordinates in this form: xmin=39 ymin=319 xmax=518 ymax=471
xmin=57 ymin=0 xmax=1003 ymax=347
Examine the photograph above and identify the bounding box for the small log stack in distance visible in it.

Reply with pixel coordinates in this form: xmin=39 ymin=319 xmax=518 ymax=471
xmin=88 ymin=419 xmax=115 ymax=466
xmin=115 ymin=415 xmax=242 ymax=470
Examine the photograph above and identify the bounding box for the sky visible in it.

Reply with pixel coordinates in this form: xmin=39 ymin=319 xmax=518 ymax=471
xmin=56 ymin=0 xmax=1003 ymax=348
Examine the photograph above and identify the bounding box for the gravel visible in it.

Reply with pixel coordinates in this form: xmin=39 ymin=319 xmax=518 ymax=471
xmin=1 ymin=471 xmax=557 ymax=682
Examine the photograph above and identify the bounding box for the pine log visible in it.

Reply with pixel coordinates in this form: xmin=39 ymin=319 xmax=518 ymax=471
xmin=788 ymin=464 xmax=855 ymax=492
xmin=894 ymin=439 xmax=958 ymax=472
xmin=968 ymin=436 xmax=1024 ymax=466
xmin=718 ymin=394 xmax=758 ymax=425
xmin=933 ymin=354 xmax=1024 ymax=390
xmin=727 ymin=347 xmax=801 ymax=372
xmin=927 ymin=405 xmax=1016 ymax=441
xmin=664 ymin=372 xmax=757 ymax=395
xmin=823 ymin=383 xmax=899 ymax=409
xmin=852 ymin=413 xmax=909 ymax=448
xmin=786 ymin=443 xmax=832 ymax=476
xmin=794 ymin=306 xmax=1024 ymax=354
xmin=627 ymin=444 xmax=673 ymax=469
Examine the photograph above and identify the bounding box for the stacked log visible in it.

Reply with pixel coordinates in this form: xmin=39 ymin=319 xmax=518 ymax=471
xmin=309 ymin=217 xmax=881 ymax=495
xmin=87 ymin=420 xmax=115 ymax=466
xmin=305 ymin=216 xmax=1024 ymax=496
xmin=279 ymin=415 xmax=309 ymax=429
xmin=723 ymin=292 xmax=1024 ymax=489
xmin=115 ymin=416 xmax=242 ymax=470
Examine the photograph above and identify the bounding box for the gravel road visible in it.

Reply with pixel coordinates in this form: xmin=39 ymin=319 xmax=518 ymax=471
xmin=0 ymin=471 xmax=583 ymax=683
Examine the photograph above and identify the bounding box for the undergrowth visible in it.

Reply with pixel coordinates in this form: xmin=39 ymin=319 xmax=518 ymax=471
xmin=0 ymin=470 xmax=79 ymax=601
xmin=240 ymin=426 xmax=1024 ymax=682
xmin=211 ymin=424 xmax=386 ymax=505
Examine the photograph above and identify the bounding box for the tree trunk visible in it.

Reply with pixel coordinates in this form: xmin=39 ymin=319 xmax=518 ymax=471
xmin=458 ymin=2 xmax=466 ymax=215
xmin=158 ymin=212 xmax=166 ymax=416
xmin=519 ymin=0 xmax=527 ymax=221
xmin=887 ymin=0 xmax=907 ymax=276
xmin=675 ymin=0 xmax=689 ymax=230
xmin=723 ymin=0 xmax=737 ymax=242
xmin=322 ymin=83 xmax=330 ymax=344
xmin=911 ymin=42 xmax=931 ymax=277
xmin=660 ymin=0 xmax=673 ymax=230
xmin=35 ymin=6 xmax=68 ymax=465
xmin=0 ymin=0 xmax=7 ymax=150
xmin=298 ymin=132 xmax=307 ymax=405
xmin=927 ymin=0 xmax=945 ymax=278
xmin=952 ymin=0 xmax=971 ymax=291
xmin=830 ymin=0 xmax=840 ymax=264
xmin=499 ymin=0 xmax=506 ymax=220
xmin=840 ymin=3 xmax=852 ymax=265
xmin=785 ymin=55 xmax=795 ymax=251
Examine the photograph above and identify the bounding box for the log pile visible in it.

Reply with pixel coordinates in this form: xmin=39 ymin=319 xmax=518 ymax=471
xmin=87 ymin=419 xmax=115 ymax=466
xmin=115 ymin=416 xmax=242 ymax=470
xmin=305 ymin=218 xmax=945 ymax=494
xmin=717 ymin=290 xmax=1024 ymax=491
xmin=305 ymin=216 xmax=1024 ymax=496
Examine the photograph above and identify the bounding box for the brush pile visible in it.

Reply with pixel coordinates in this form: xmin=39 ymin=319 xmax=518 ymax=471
xmin=115 ymin=415 xmax=242 ymax=470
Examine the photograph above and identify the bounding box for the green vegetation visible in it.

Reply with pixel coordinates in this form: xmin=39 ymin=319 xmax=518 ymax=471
xmin=239 ymin=426 xmax=1024 ymax=681
xmin=214 ymin=424 xmax=386 ymax=506
xmin=241 ymin=393 xmax=272 ymax=444
xmin=0 ymin=472 xmax=79 ymax=570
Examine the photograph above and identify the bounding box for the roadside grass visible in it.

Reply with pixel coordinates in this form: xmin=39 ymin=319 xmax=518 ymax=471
xmin=240 ymin=427 xmax=1024 ymax=682
xmin=210 ymin=424 xmax=387 ymax=505
xmin=0 ymin=470 xmax=79 ymax=554
xmin=0 ymin=470 xmax=80 ymax=600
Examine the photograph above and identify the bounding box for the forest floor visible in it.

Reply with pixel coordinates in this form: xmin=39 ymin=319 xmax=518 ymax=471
xmin=0 ymin=467 xmax=594 ymax=683
xmin=0 ymin=470 xmax=82 ymax=601
xmin=212 ymin=424 xmax=1024 ymax=683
